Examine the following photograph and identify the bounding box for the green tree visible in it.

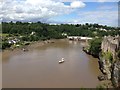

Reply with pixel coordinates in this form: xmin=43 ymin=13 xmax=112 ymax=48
xmin=2 ymin=41 xmax=11 ymax=49
xmin=89 ymin=38 xmax=102 ymax=57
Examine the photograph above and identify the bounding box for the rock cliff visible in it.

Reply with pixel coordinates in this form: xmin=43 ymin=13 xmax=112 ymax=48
xmin=99 ymin=35 xmax=120 ymax=88
xmin=112 ymin=60 xmax=120 ymax=88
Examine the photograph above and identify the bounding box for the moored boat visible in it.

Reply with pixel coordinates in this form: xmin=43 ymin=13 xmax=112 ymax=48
xmin=59 ymin=58 xmax=65 ymax=64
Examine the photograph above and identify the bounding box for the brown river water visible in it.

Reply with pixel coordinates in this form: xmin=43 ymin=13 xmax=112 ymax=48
xmin=2 ymin=39 xmax=101 ymax=88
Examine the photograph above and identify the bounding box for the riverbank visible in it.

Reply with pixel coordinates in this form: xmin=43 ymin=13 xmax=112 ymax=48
xmin=82 ymin=36 xmax=120 ymax=88
xmin=83 ymin=48 xmax=114 ymax=88
xmin=2 ymin=39 xmax=57 ymax=60
xmin=83 ymin=51 xmax=114 ymax=88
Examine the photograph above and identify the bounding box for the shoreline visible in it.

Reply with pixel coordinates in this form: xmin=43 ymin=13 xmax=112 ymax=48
xmin=2 ymin=39 xmax=67 ymax=60
xmin=1 ymin=39 xmax=52 ymax=59
xmin=82 ymin=48 xmax=114 ymax=88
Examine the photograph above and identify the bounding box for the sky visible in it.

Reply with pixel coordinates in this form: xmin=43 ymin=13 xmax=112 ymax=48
xmin=0 ymin=0 xmax=119 ymax=26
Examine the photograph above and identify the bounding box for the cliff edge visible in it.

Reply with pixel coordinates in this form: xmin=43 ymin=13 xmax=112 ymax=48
xmin=99 ymin=35 xmax=120 ymax=88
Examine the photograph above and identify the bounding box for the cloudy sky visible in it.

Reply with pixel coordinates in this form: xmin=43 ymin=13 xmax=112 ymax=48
xmin=0 ymin=0 xmax=119 ymax=26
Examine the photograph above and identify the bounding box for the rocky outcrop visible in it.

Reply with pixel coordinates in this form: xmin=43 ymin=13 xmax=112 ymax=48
xmin=98 ymin=74 xmax=107 ymax=81
xmin=99 ymin=35 xmax=120 ymax=88
xmin=111 ymin=61 xmax=120 ymax=88
xmin=99 ymin=56 xmax=112 ymax=80
xmin=101 ymin=35 xmax=120 ymax=60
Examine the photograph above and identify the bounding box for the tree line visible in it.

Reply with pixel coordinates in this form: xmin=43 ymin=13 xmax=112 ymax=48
xmin=2 ymin=21 xmax=120 ymax=40
xmin=1 ymin=21 xmax=120 ymax=50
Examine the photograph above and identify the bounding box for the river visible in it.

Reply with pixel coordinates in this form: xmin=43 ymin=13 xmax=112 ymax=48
xmin=2 ymin=39 xmax=101 ymax=88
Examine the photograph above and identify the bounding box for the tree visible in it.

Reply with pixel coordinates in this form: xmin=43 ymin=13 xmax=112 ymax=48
xmin=89 ymin=38 xmax=102 ymax=57
xmin=2 ymin=41 xmax=11 ymax=49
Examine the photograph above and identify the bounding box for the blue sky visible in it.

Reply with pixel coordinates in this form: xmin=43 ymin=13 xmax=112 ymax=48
xmin=1 ymin=0 xmax=119 ymax=26
xmin=49 ymin=2 xmax=118 ymax=26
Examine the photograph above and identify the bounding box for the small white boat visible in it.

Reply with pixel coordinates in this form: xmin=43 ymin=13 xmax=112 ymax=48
xmin=59 ymin=61 xmax=62 ymax=63
xmin=22 ymin=48 xmax=28 ymax=52
xmin=59 ymin=58 xmax=65 ymax=64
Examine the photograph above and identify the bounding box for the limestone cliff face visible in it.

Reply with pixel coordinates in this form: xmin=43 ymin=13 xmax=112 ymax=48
xmin=99 ymin=35 xmax=120 ymax=88
xmin=101 ymin=35 xmax=120 ymax=60
xmin=99 ymin=56 xmax=112 ymax=79
xmin=112 ymin=61 xmax=120 ymax=88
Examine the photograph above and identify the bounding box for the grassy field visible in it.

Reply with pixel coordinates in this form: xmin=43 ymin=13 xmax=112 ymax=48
xmin=0 ymin=33 xmax=9 ymax=37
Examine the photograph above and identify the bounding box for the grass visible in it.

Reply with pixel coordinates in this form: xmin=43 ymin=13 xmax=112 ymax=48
xmin=0 ymin=33 xmax=9 ymax=37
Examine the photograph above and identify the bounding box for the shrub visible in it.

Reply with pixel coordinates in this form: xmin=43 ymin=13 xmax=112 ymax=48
xmin=89 ymin=38 xmax=102 ymax=57
xmin=2 ymin=41 xmax=11 ymax=49
xmin=96 ymin=85 xmax=105 ymax=90
xmin=105 ymin=52 xmax=113 ymax=63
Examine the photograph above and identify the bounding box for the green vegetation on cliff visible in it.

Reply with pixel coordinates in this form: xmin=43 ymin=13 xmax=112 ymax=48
xmin=89 ymin=38 xmax=102 ymax=57
xmin=83 ymin=38 xmax=102 ymax=57
xmin=101 ymin=51 xmax=113 ymax=63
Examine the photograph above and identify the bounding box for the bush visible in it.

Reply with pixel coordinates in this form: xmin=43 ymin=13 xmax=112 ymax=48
xmin=21 ymin=36 xmax=30 ymax=41
xmin=105 ymin=52 xmax=113 ymax=63
xmin=2 ymin=41 xmax=11 ymax=49
xmin=101 ymin=51 xmax=113 ymax=63
xmin=96 ymin=85 xmax=105 ymax=90
xmin=29 ymin=35 xmax=39 ymax=41
xmin=89 ymin=38 xmax=102 ymax=57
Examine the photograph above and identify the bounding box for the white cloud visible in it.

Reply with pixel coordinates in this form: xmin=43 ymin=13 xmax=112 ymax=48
xmin=98 ymin=0 xmax=107 ymax=2
xmin=98 ymin=5 xmax=117 ymax=10
xmin=1 ymin=0 xmax=67 ymax=21
xmin=70 ymin=1 xmax=86 ymax=8
xmin=98 ymin=0 xmax=119 ymax=2
xmin=66 ymin=10 xmax=118 ymax=26
xmin=0 ymin=0 xmax=86 ymax=22
xmin=55 ymin=0 xmax=119 ymax=2
xmin=0 ymin=0 xmax=117 ymax=26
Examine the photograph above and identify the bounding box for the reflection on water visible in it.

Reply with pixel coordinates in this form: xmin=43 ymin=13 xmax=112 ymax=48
xmin=2 ymin=39 xmax=100 ymax=88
